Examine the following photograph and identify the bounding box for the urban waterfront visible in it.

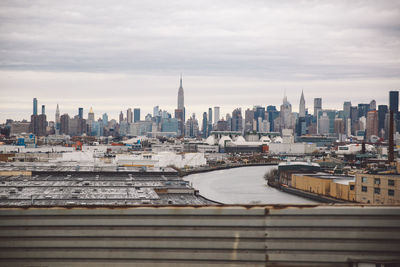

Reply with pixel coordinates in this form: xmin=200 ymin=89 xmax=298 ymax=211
xmin=184 ymin=165 xmax=317 ymax=204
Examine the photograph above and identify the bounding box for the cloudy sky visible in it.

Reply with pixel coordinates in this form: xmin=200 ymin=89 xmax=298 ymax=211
xmin=0 ymin=0 xmax=399 ymax=123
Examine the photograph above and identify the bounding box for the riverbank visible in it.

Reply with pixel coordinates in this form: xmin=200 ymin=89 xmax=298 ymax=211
xmin=267 ymin=179 xmax=348 ymax=203
xmin=177 ymin=162 xmax=279 ymax=177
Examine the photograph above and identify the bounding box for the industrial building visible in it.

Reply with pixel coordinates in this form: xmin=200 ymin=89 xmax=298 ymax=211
xmin=0 ymin=171 xmax=216 ymax=206
xmin=291 ymin=173 xmax=356 ymax=202
xmin=355 ymin=173 xmax=400 ymax=204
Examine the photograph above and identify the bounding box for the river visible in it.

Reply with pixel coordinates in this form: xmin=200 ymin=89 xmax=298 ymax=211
xmin=184 ymin=165 xmax=317 ymax=204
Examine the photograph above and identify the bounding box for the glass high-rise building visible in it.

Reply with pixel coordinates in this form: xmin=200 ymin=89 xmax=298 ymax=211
xmin=389 ymin=91 xmax=399 ymax=113
xmin=378 ymin=105 xmax=388 ymax=132
xmin=78 ymin=108 xmax=83 ymax=119
xmin=134 ymin=108 xmax=140 ymax=122
xmin=33 ymin=98 xmax=38 ymax=115
xmin=314 ymin=98 xmax=322 ymax=117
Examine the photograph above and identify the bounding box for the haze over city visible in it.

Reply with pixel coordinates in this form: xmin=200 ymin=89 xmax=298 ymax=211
xmin=1 ymin=1 xmax=400 ymax=122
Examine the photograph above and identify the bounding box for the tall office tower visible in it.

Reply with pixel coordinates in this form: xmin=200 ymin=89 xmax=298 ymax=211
xmin=88 ymin=107 xmax=94 ymax=122
xmin=378 ymin=105 xmax=388 ymax=136
xmin=267 ymin=106 xmax=279 ymax=132
xmin=174 ymin=109 xmax=184 ymax=136
xmin=207 ymin=108 xmax=213 ymax=136
xmin=119 ymin=111 xmax=124 ymax=123
xmin=226 ymin=113 xmax=232 ymax=130
xmin=185 ymin=114 xmax=199 ymax=138
xmin=231 ymin=108 xmax=243 ymax=132
xmin=334 ymin=118 xmax=345 ymax=135
xmin=202 ymin=112 xmax=208 ymax=138
xmin=343 ymin=101 xmax=352 ymax=135
xmin=153 ymin=106 xmax=160 ymax=117
xmin=102 ymin=113 xmax=108 ymax=126
xmin=55 ymin=104 xmax=60 ymax=125
xmin=60 ymin=114 xmax=70 ymax=135
xmin=314 ymin=98 xmax=322 ymax=117
xmin=370 ymin=100 xmax=376 ymax=111
xmin=299 ymin=90 xmax=305 ymax=118
xmin=214 ymin=106 xmax=220 ymax=124
xmin=343 ymin=101 xmax=351 ymax=119
xmin=358 ymin=104 xmax=370 ymax=118
xmin=127 ymin=108 xmax=133 ymax=123
xmin=30 ymin=114 xmax=39 ymax=136
xmin=177 ymin=75 xmax=185 ymax=121
xmin=134 ymin=108 xmax=140 ymax=122
xmin=389 ymin=91 xmax=399 ymax=113
xmin=33 ymin=98 xmax=38 ymax=115
xmin=280 ymin=96 xmax=292 ymax=130
xmin=350 ymin=106 xmax=359 ymax=134
xmin=254 ymin=106 xmax=266 ymax=131
xmin=366 ymin=110 xmax=379 ymax=141
xmin=318 ymin=112 xmax=330 ymax=135
xmin=244 ymin=108 xmax=255 ymax=132
xmin=78 ymin=108 xmax=83 ymax=119
xmin=38 ymin=105 xmax=47 ymax=136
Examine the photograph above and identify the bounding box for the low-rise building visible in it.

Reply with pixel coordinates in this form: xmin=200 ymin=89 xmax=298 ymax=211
xmin=292 ymin=173 xmax=356 ymax=202
xmin=355 ymin=173 xmax=400 ymax=204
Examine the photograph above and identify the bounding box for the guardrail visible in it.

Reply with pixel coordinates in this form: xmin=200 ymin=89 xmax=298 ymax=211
xmin=0 ymin=205 xmax=399 ymax=266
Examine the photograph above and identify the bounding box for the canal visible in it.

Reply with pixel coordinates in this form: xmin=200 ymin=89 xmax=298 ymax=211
xmin=184 ymin=165 xmax=317 ymax=204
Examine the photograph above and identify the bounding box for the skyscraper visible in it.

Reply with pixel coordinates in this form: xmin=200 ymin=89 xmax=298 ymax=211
xmin=55 ymin=104 xmax=60 ymax=125
xmin=299 ymin=90 xmax=305 ymax=118
xmin=280 ymin=96 xmax=292 ymax=130
xmin=343 ymin=101 xmax=351 ymax=119
xmin=119 ymin=111 xmax=124 ymax=123
xmin=370 ymin=100 xmax=376 ymax=111
xmin=202 ymin=112 xmax=208 ymax=138
xmin=102 ymin=113 xmax=108 ymax=126
xmin=244 ymin=108 xmax=255 ymax=132
xmin=134 ymin=108 xmax=140 ymax=122
xmin=314 ymin=98 xmax=322 ymax=117
xmin=78 ymin=108 xmax=83 ymax=119
xmin=208 ymin=108 xmax=212 ymax=125
xmin=127 ymin=108 xmax=133 ymax=123
xmin=55 ymin=104 xmax=60 ymax=134
xmin=38 ymin=105 xmax=47 ymax=136
xmin=174 ymin=109 xmax=184 ymax=136
xmin=153 ymin=106 xmax=160 ymax=117
xmin=267 ymin=106 xmax=279 ymax=132
xmin=88 ymin=107 xmax=94 ymax=122
xmin=231 ymin=108 xmax=243 ymax=132
xmin=33 ymin=98 xmax=38 ymax=115
xmin=177 ymin=75 xmax=184 ymax=117
xmin=358 ymin=103 xmax=370 ymax=118
xmin=60 ymin=114 xmax=69 ymax=135
xmin=214 ymin=106 xmax=220 ymax=124
xmin=389 ymin=91 xmax=399 ymax=113
xmin=378 ymin=105 xmax=388 ymax=134
xmin=254 ymin=106 xmax=265 ymax=131
xmin=366 ymin=110 xmax=378 ymax=141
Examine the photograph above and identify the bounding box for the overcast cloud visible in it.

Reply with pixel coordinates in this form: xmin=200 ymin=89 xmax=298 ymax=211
xmin=0 ymin=0 xmax=399 ymax=122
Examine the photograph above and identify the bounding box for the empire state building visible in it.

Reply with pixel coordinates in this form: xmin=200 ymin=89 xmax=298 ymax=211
xmin=175 ymin=75 xmax=185 ymax=136
xmin=177 ymin=75 xmax=184 ymax=111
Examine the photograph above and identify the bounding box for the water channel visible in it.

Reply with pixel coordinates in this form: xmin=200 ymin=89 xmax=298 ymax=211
xmin=184 ymin=165 xmax=317 ymax=204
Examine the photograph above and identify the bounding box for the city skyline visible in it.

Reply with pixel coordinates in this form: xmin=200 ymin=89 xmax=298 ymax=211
xmin=0 ymin=81 xmax=395 ymax=124
xmin=1 ymin=1 xmax=399 ymax=122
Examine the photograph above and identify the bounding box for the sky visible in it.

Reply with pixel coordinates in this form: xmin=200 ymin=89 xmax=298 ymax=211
xmin=0 ymin=0 xmax=399 ymax=123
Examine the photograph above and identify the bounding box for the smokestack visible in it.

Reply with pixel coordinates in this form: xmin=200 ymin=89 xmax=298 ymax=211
xmin=389 ymin=110 xmax=394 ymax=163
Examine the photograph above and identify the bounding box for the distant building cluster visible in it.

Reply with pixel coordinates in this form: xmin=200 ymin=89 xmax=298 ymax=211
xmin=0 ymin=77 xmax=398 ymax=146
